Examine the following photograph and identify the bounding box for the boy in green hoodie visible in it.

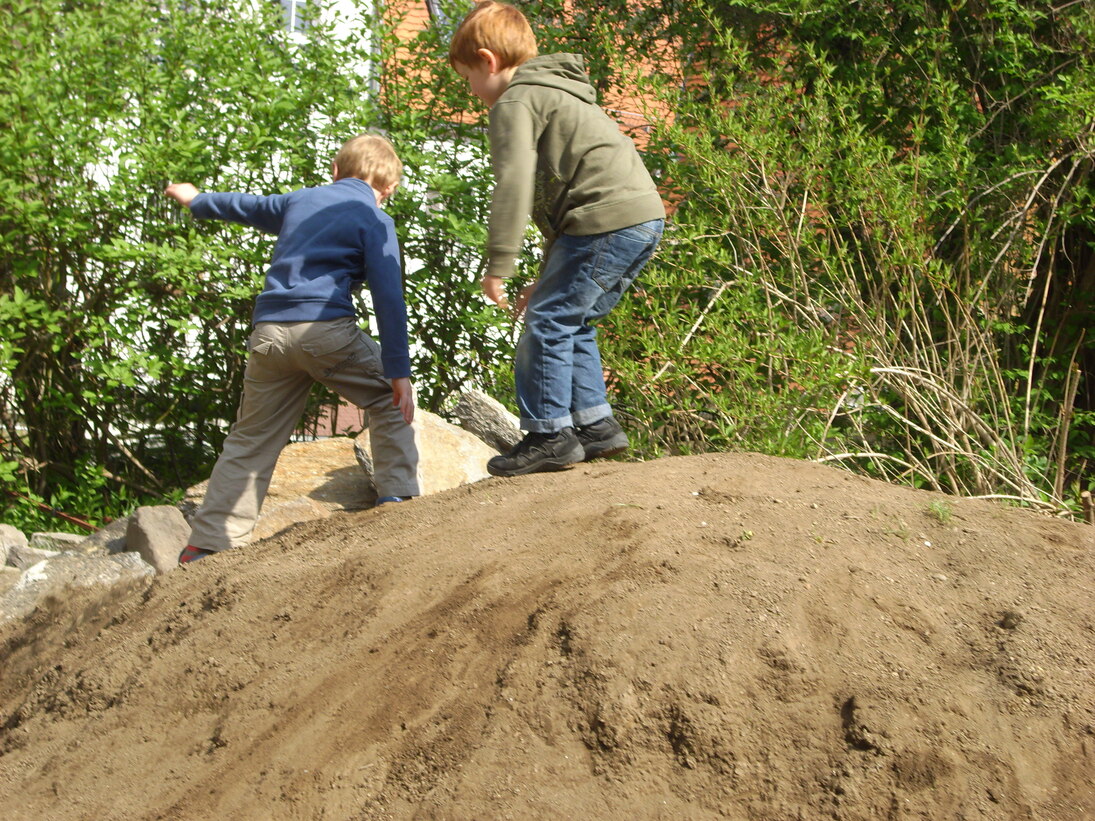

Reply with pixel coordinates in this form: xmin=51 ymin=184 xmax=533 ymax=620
xmin=450 ymin=0 xmax=665 ymax=477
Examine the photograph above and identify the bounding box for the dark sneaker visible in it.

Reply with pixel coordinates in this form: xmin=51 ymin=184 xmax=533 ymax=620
xmin=487 ymin=428 xmax=584 ymax=477
xmin=576 ymin=416 xmax=629 ymax=460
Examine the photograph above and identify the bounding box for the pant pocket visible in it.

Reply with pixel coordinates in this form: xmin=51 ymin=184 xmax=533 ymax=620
xmin=590 ymin=225 xmax=661 ymax=294
xmin=299 ymin=318 xmax=359 ymax=357
xmin=588 ymin=236 xmax=659 ymax=319
xmin=248 ymin=324 xmax=279 ymax=356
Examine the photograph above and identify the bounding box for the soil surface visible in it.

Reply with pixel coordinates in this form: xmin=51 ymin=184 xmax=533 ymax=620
xmin=1 ymin=452 xmax=1093 ymax=820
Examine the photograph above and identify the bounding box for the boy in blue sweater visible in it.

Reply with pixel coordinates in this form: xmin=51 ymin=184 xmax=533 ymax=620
xmin=165 ymin=133 xmax=419 ymax=565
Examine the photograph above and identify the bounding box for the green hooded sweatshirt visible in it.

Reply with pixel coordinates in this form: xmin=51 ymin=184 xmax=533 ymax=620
xmin=486 ymin=53 xmax=666 ymax=279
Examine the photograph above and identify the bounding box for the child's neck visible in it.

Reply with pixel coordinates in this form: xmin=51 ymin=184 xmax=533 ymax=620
xmin=335 ymin=174 xmax=386 ymax=206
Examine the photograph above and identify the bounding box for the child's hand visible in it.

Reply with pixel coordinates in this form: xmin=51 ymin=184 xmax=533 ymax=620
xmin=391 ymin=377 xmax=415 ymax=425
xmin=481 ymin=275 xmax=511 ymax=314
xmin=515 ymin=280 xmax=538 ymax=319
xmin=164 ymin=183 xmax=200 ymax=208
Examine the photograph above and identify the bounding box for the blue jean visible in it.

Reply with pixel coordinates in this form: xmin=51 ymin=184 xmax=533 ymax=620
xmin=516 ymin=219 xmax=664 ymax=433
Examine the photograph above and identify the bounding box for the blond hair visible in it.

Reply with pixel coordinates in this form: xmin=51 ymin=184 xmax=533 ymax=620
xmin=448 ymin=1 xmax=537 ymax=70
xmin=333 ymin=133 xmax=402 ymax=190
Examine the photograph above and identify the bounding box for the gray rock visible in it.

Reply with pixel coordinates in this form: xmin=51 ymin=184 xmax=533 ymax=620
xmin=0 ymin=551 xmax=154 ymax=622
xmin=448 ymin=389 xmax=522 ymax=453
xmin=0 ymin=566 xmax=21 ymax=598
xmin=1 ymin=523 xmax=27 ymax=567
xmin=126 ymin=506 xmax=191 ymax=575
xmin=109 ymin=551 xmax=155 ymax=573
xmin=78 ymin=516 xmax=131 ymax=554
xmin=30 ymin=531 xmax=88 ymax=552
xmin=8 ymin=542 xmax=59 ymax=571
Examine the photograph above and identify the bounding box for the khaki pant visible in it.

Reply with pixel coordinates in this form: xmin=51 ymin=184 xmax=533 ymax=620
xmin=188 ymin=317 xmax=419 ymax=552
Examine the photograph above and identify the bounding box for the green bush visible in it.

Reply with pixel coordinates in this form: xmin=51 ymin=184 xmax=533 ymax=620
xmin=528 ymin=0 xmax=1094 ymax=514
xmin=0 ymin=0 xmax=518 ymax=532
xmin=2 ymin=0 xmax=1092 ymax=532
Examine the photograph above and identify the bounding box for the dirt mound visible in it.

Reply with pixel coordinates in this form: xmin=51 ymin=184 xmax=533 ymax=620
xmin=1 ymin=453 xmax=1093 ymax=819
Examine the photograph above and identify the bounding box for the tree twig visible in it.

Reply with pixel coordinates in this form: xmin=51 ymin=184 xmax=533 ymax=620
xmin=653 ymin=281 xmax=729 ymax=380
xmin=2 ymin=489 xmax=97 ymax=532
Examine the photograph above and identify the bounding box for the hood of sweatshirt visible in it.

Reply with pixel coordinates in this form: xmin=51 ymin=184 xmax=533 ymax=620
xmin=507 ymin=53 xmax=597 ymax=105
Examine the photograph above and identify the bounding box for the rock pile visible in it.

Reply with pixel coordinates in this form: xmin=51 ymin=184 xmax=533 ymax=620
xmin=0 ymin=393 xmax=520 ymax=621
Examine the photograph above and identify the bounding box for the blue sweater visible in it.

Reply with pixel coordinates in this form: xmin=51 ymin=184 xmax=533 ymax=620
xmin=189 ymin=177 xmax=411 ymax=378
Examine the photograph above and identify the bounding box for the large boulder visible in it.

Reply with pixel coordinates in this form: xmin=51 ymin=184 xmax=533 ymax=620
xmin=249 ymin=496 xmax=333 ymax=543
xmin=126 ymin=506 xmax=191 ymax=575
xmin=182 ymin=437 xmax=372 ymax=539
xmin=355 ymin=408 xmax=498 ymax=498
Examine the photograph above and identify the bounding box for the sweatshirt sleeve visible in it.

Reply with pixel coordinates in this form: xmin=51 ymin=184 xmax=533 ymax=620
xmin=363 ymin=215 xmax=412 ymax=379
xmin=189 ymin=191 xmax=291 ymax=235
xmin=486 ymin=100 xmax=538 ymax=278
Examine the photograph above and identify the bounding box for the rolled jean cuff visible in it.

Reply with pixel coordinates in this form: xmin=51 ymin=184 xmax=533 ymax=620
xmin=571 ymin=404 xmax=612 ymax=427
xmin=520 ymin=412 xmax=574 ymax=434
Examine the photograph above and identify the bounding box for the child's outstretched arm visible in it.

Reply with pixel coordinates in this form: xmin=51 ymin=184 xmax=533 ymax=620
xmin=166 ymin=183 xmax=289 ymax=234
xmin=164 ymin=183 xmax=200 ymax=208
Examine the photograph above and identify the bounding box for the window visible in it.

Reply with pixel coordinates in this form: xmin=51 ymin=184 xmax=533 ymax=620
xmin=425 ymin=1 xmax=446 ymax=22
xmin=426 ymin=0 xmax=455 ymax=32
xmin=278 ymin=0 xmax=309 ymax=32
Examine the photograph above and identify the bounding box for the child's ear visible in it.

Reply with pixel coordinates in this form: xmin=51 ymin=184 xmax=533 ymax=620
xmin=476 ymin=47 xmax=501 ymax=74
xmin=331 ymin=161 xmax=340 ymax=181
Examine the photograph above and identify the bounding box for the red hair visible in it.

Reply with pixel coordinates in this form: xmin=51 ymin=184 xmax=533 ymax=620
xmin=448 ymin=1 xmax=538 ymax=70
